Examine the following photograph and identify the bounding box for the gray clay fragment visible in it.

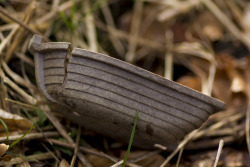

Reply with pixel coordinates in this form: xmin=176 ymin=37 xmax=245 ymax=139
xmin=29 ymin=35 xmax=225 ymax=148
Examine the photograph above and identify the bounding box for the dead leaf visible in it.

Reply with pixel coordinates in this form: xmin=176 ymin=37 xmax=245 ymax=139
xmin=1 ymin=154 xmax=12 ymax=162
xmin=0 ymin=144 xmax=8 ymax=157
xmin=213 ymin=68 xmax=231 ymax=102
xmin=59 ymin=159 xmax=70 ymax=167
xmin=242 ymin=4 xmax=250 ymax=32
xmin=194 ymin=11 xmax=223 ymax=41
xmin=188 ymin=151 xmax=222 ymax=167
xmin=0 ymin=109 xmax=33 ymax=131
xmin=193 ymin=159 xmax=214 ymax=167
xmin=177 ymin=75 xmax=201 ymax=91
xmin=85 ymin=154 xmax=114 ymax=167
xmin=16 ymin=161 xmax=30 ymax=167
xmin=231 ymin=75 xmax=245 ymax=93
xmin=120 ymin=150 xmax=165 ymax=167
xmin=215 ymin=53 xmax=247 ymax=109
xmin=0 ymin=143 xmax=11 ymax=162
xmin=224 ymin=149 xmax=250 ymax=167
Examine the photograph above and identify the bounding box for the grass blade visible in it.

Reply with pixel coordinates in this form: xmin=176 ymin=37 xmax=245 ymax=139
xmin=0 ymin=118 xmax=9 ymax=142
xmin=9 ymin=120 xmax=35 ymax=149
xmin=122 ymin=110 xmax=138 ymax=167
xmin=70 ymin=0 xmax=76 ymax=25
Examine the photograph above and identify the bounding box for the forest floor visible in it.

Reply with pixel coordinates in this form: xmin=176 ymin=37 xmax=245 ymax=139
xmin=0 ymin=0 xmax=250 ymax=166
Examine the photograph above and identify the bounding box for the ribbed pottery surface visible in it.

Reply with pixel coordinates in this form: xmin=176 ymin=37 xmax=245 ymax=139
xmin=29 ymin=35 xmax=224 ymax=148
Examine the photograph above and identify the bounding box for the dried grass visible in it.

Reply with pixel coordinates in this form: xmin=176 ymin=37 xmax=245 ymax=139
xmin=0 ymin=0 xmax=250 ymax=166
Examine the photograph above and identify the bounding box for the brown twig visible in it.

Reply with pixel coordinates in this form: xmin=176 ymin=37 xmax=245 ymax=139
xmin=5 ymin=98 xmax=39 ymax=110
xmin=0 ymin=69 xmax=37 ymax=105
xmin=45 ymin=138 xmax=141 ymax=167
xmin=0 ymin=131 xmax=59 ymax=142
xmin=176 ymin=148 xmax=184 ymax=167
xmin=155 ymin=0 xmax=202 ymax=22
xmin=0 ymin=6 xmax=49 ymax=42
xmin=202 ymin=0 xmax=250 ymax=50
xmin=15 ymin=52 xmax=34 ymax=67
xmin=125 ymin=0 xmax=144 ymax=63
xmin=213 ymin=139 xmax=224 ymax=167
xmin=40 ymin=142 xmax=60 ymax=163
xmin=70 ymin=126 xmax=81 ymax=167
xmin=83 ymin=0 xmax=98 ymax=52
xmin=101 ymin=2 xmax=125 ymax=57
xmin=111 ymin=160 xmax=141 ymax=167
xmin=35 ymin=0 xmax=74 ymax=24
xmin=4 ymin=2 xmax=35 ymax=62
xmin=95 ymin=21 xmax=165 ymax=51
xmin=160 ymin=129 xmax=200 ymax=167
xmin=164 ymin=30 xmax=174 ymax=80
xmin=46 ymin=138 xmax=117 ymax=162
xmin=38 ymin=105 xmax=92 ymax=167
xmin=245 ymin=57 xmax=250 ymax=155
xmin=0 ymin=152 xmax=54 ymax=166
xmin=129 ymin=150 xmax=162 ymax=163
xmin=2 ymin=61 xmax=35 ymax=89
xmin=0 ymin=24 xmax=19 ymax=55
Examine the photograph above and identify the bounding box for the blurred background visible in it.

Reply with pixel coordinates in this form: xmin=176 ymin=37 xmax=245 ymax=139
xmin=0 ymin=0 xmax=250 ymax=166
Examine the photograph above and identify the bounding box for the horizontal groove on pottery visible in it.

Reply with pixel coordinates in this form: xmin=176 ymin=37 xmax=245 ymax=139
xmin=65 ymin=80 xmax=201 ymax=133
xmin=44 ymin=76 xmax=64 ymax=85
xmin=67 ymin=63 xmax=210 ymax=121
xmin=45 ymin=83 xmax=59 ymax=87
xmin=63 ymin=103 xmax=163 ymax=146
xmin=55 ymin=95 xmax=176 ymax=144
xmin=69 ymin=57 xmax=214 ymax=115
xmin=59 ymin=87 xmax=189 ymax=137
xmin=43 ymin=59 xmax=65 ymax=69
xmin=71 ymin=48 xmax=224 ymax=111
xmin=67 ymin=71 xmax=208 ymax=123
xmin=43 ymin=53 xmax=68 ymax=60
xmin=44 ymin=67 xmax=65 ymax=76
xmin=66 ymin=74 xmax=205 ymax=126
xmin=46 ymin=84 xmax=60 ymax=92
xmin=55 ymin=91 xmax=180 ymax=141
xmin=62 ymin=83 xmax=195 ymax=131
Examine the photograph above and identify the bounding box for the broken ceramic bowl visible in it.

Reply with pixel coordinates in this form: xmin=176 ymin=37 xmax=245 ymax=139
xmin=29 ymin=35 xmax=224 ymax=148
